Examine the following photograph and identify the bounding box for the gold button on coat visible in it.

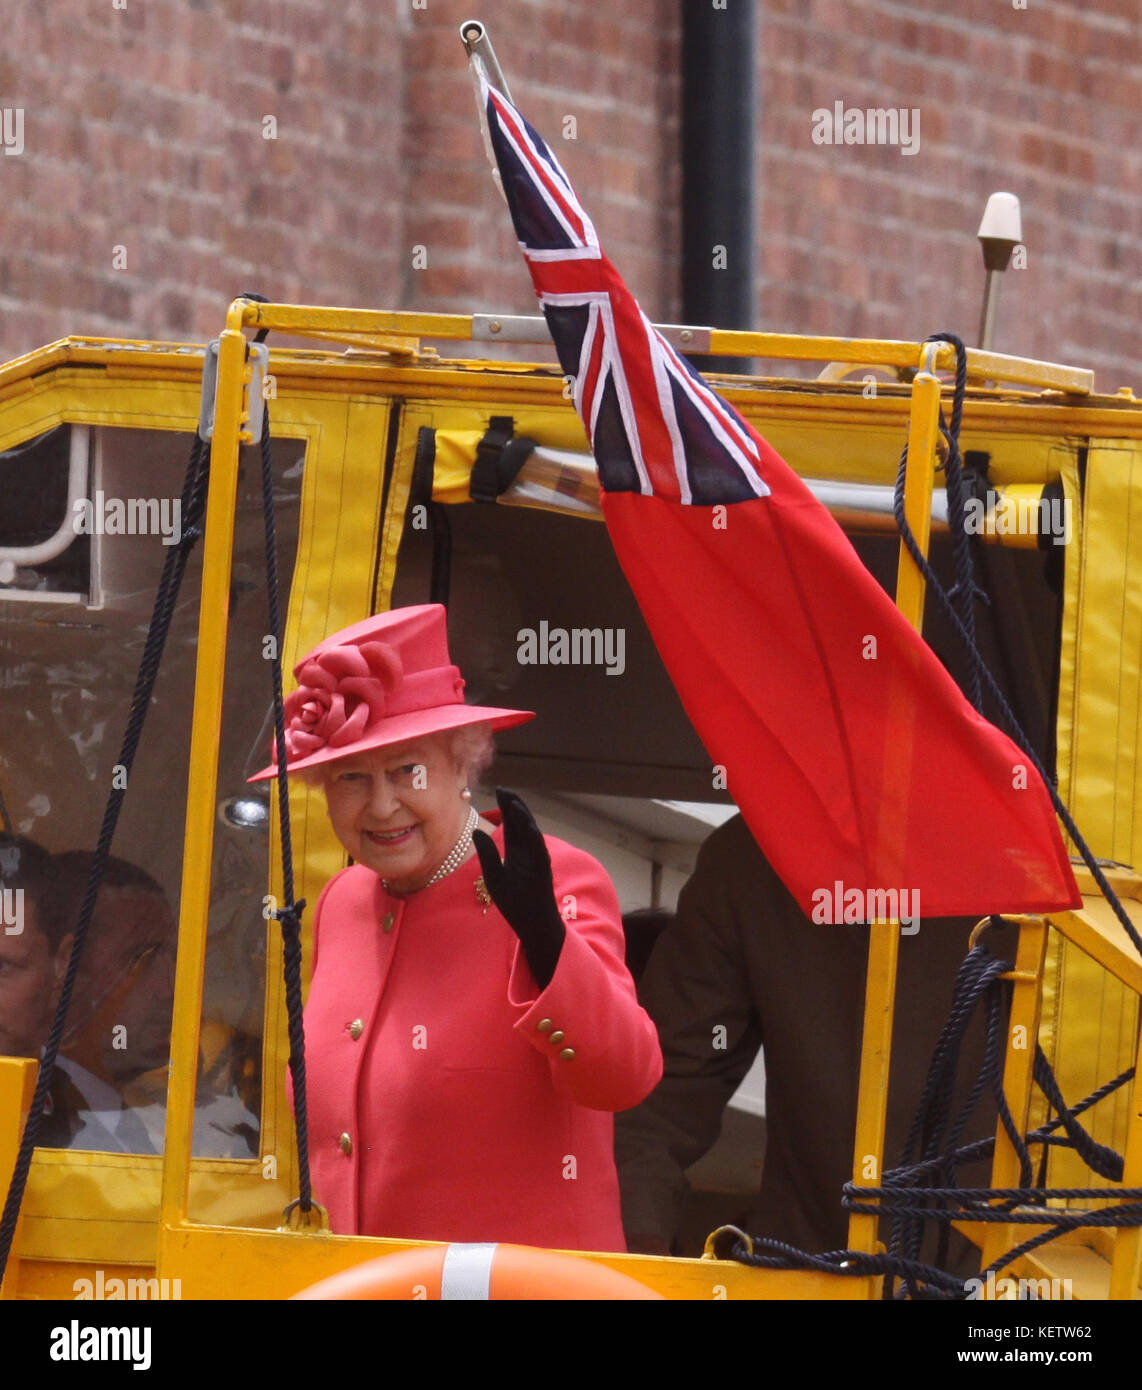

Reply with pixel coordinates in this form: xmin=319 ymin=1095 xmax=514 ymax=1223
xmin=549 ymin=1030 xmax=565 ymax=1044
xmin=339 ymin=1132 xmax=353 ymax=1156
xmin=536 ymin=1018 xmax=553 ymax=1033
xmin=382 ymin=911 xmax=395 ymax=933
xmin=559 ymin=1048 xmax=576 ymax=1062
xmin=348 ymin=1019 xmax=364 ymax=1040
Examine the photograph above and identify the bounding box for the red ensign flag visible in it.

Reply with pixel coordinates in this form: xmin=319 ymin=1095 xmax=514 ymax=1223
xmin=480 ymin=73 xmax=1079 ymax=919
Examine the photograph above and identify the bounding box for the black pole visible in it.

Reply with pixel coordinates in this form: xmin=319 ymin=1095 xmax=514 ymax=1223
xmin=680 ymin=0 xmax=757 ymax=376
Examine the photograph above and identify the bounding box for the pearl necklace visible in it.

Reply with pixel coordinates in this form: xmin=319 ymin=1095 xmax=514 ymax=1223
xmin=382 ymin=806 xmax=479 ymax=895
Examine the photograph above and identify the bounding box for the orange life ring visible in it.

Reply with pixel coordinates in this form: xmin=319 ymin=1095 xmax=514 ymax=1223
xmin=291 ymin=1242 xmax=663 ymax=1300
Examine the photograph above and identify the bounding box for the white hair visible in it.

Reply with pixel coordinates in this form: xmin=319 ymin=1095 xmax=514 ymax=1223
xmin=445 ymin=722 xmax=496 ymax=785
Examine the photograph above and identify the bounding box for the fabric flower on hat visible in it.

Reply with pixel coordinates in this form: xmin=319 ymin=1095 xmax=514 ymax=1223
xmin=281 ymin=641 xmax=404 ymax=761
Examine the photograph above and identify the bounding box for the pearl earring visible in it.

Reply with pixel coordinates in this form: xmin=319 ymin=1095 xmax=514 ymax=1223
xmin=462 ymin=788 xmax=472 ymax=801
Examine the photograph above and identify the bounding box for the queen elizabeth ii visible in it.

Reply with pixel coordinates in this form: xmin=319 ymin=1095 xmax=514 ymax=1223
xmin=251 ymin=603 xmax=662 ymax=1251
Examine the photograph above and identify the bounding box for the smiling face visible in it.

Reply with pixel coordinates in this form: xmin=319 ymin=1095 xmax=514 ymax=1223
xmin=320 ymin=733 xmax=471 ymax=891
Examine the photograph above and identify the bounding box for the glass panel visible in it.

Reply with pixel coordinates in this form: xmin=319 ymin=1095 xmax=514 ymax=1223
xmin=0 ymin=425 xmax=91 ymax=601
xmin=0 ymin=426 xmax=301 ymax=1159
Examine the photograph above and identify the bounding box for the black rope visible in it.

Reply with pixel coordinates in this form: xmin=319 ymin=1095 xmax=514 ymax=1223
xmin=245 ymin=291 xmax=315 ymax=1212
xmin=868 ymin=955 xmax=1119 ymax=1224
xmin=0 ymin=432 xmax=211 ymax=1282
xmin=1033 ymin=1045 xmax=1124 ymax=1182
xmin=893 ymin=336 xmax=1142 ymax=960
xmin=889 ymin=946 xmax=991 ymax=1259
xmin=974 ymin=1204 xmax=1142 ymax=1285
xmin=846 ymin=944 xmax=1138 ymax=1296
xmin=846 ymin=1193 xmax=1142 ymax=1224
xmin=941 ymin=954 xmax=1012 ymax=1167
xmin=717 ymin=338 xmax=1142 ymax=1296
xmin=871 ymin=1059 xmax=1135 ymax=1190
xmin=722 ymin=1236 xmax=968 ymax=1298
xmin=895 ymin=945 xmax=1006 ymax=1179
xmin=887 ymin=945 xmax=1029 ymax=1295
xmin=931 ymin=976 xmax=1002 ymax=1277
xmin=927 ymin=333 xmax=988 ymax=711
xmin=757 ymin=943 xmax=1141 ymax=1299
xmin=256 ymin=404 xmax=313 ymax=1212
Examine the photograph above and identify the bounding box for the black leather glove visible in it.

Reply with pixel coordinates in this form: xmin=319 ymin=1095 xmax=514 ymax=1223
xmin=473 ymin=788 xmax=566 ymax=991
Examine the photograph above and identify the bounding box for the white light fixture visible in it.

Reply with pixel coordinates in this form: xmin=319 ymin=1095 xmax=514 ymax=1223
xmin=977 ymin=192 xmax=1023 ymax=351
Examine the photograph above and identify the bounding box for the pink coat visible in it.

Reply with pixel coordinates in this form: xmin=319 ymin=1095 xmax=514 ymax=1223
xmin=300 ymin=812 xmax=663 ymax=1252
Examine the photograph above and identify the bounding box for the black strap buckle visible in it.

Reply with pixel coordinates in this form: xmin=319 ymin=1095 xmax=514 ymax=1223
xmin=469 ymin=416 xmax=537 ymax=503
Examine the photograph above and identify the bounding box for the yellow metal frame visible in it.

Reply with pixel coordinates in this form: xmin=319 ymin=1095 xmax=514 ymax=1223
xmin=0 ymin=1058 xmax=36 ymax=1298
xmin=0 ymin=346 xmax=377 ymax=1268
xmin=160 ymin=311 xmax=246 ymax=1238
xmin=150 ymin=306 xmax=980 ymax=1299
xmin=231 ymin=299 xmax=1099 ymax=396
xmin=845 ymin=347 xmax=943 ymax=1273
xmin=2 ymin=300 xmax=1141 ymax=1298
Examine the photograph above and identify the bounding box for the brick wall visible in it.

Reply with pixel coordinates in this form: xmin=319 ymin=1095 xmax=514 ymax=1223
xmin=401 ymin=1 xmax=680 ymax=323
xmin=0 ymin=0 xmax=678 ymax=358
xmin=0 ymin=0 xmax=1138 ymax=392
xmin=758 ymin=0 xmax=1142 ymax=389
xmin=0 ymin=0 xmax=393 ymax=349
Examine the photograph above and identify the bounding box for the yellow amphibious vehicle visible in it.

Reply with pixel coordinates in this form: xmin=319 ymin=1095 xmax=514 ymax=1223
xmin=0 ymin=293 xmax=1140 ymax=1301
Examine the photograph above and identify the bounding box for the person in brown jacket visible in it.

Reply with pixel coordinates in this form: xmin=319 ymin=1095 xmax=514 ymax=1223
xmin=615 ymin=813 xmax=1008 ymax=1265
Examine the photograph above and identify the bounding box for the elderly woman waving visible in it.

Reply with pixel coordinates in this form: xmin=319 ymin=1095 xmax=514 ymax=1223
xmin=252 ymin=604 xmax=662 ymax=1252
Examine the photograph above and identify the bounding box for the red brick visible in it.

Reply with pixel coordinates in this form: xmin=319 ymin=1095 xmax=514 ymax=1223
xmin=0 ymin=0 xmax=1137 ymax=386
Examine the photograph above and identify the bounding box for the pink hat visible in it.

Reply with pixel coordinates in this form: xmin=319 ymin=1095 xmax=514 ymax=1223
xmin=248 ymin=604 xmax=534 ymax=781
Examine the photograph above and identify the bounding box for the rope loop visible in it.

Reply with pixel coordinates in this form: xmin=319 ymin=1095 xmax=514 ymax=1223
xmin=270 ymin=898 xmax=307 ymax=931
xmin=256 ymin=385 xmax=315 ymax=1214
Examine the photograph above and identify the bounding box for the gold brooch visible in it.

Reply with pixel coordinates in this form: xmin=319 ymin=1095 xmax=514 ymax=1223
xmin=474 ymin=876 xmax=491 ymax=913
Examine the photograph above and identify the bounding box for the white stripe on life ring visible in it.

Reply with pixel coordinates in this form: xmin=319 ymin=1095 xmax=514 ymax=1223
xmin=440 ymin=1243 xmax=498 ymax=1300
